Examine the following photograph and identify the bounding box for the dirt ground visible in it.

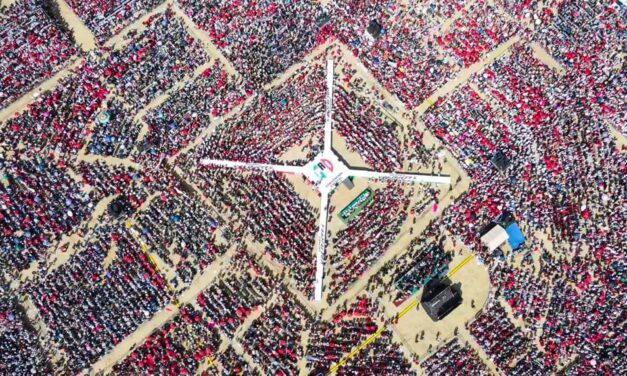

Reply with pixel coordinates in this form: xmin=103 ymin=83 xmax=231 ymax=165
xmin=0 ymin=0 xmax=568 ymax=375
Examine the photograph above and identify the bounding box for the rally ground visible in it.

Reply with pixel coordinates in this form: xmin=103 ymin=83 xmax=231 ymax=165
xmin=0 ymin=1 xmax=556 ymax=375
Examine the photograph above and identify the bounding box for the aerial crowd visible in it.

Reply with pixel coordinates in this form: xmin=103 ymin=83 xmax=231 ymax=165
xmin=0 ymin=0 xmax=625 ymax=375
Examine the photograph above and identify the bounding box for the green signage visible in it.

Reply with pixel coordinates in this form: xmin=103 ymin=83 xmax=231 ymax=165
xmin=339 ymin=188 xmax=375 ymax=224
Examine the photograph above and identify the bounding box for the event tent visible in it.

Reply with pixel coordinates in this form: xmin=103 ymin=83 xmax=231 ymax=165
xmin=506 ymin=223 xmax=526 ymax=250
xmin=480 ymin=224 xmax=509 ymax=251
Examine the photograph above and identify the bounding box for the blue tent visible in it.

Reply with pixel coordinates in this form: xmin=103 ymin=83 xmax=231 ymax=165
xmin=506 ymin=223 xmax=525 ymax=250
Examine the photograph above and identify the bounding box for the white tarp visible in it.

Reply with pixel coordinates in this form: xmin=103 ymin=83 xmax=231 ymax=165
xmin=481 ymin=225 xmax=509 ymax=251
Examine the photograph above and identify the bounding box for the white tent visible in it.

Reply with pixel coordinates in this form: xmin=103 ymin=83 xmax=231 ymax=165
xmin=481 ymin=225 xmax=509 ymax=251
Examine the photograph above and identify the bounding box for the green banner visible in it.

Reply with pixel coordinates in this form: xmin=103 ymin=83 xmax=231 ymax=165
xmin=339 ymin=188 xmax=375 ymax=223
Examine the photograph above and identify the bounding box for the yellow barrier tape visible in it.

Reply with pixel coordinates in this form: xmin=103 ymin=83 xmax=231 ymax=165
xmin=127 ymin=225 xmax=177 ymax=293
xmin=327 ymin=254 xmax=476 ymax=374
xmin=398 ymin=299 xmax=418 ymax=319
xmin=447 ymin=254 xmax=474 ymax=278
xmin=329 ymin=326 xmax=385 ymax=373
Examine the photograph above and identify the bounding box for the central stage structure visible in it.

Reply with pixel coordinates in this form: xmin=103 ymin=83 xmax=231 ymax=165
xmin=201 ymin=60 xmax=451 ymax=301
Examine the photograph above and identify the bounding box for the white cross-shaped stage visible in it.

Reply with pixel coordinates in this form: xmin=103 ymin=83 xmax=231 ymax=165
xmin=201 ymin=60 xmax=451 ymax=302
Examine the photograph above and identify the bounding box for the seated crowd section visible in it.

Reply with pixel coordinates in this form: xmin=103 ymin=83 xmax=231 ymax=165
xmin=337 ymin=321 xmax=414 ymax=374
xmin=1 ymin=6 xmax=208 ymax=162
xmin=0 ymin=0 xmax=624 ymax=375
xmin=333 ymin=86 xmax=402 ymax=171
xmin=327 ymin=183 xmax=410 ymax=303
xmin=306 ymin=297 xmax=381 ymax=373
xmin=176 ymin=0 xmax=332 ymax=86
xmin=467 ymin=302 xmax=531 ymax=371
xmin=138 ymin=60 xmax=249 ymax=163
xmin=86 ymin=99 xmax=142 ymax=159
xmin=98 ymin=7 xmax=208 ymax=113
xmin=0 ymin=155 xmax=95 ymax=271
xmin=0 ymin=282 xmax=52 ymax=374
xmin=113 ymin=247 xmax=277 ymax=375
xmin=0 ymin=0 xmax=77 ymax=109
xmin=25 ymin=225 xmax=172 ymax=372
xmin=419 ymin=9 xmax=625 ymax=372
xmin=133 ymin=185 xmax=227 ymax=288
xmin=420 ymin=338 xmax=489 ymax=376
xmin=111 ymin=304 xmax=221 ymax=375
xmin=64 ymin=0 xmax=165 ymax=44
xmin=175 ymin=161 xmax=319 ymax=298
xmin=241 ymin=288 xmax=312 ymax=375
xmin=185 ymin=59 xmax=326 ymax=165
xmin=195 ymin=249 xmax=276 ymax=337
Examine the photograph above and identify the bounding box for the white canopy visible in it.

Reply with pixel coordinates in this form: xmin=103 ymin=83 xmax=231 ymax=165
xmin=481 ymin=225 xmax=509 ymax=251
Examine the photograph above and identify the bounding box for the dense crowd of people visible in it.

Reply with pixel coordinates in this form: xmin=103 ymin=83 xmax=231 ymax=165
xmin=76 ymin=160 xmax=149 ymax=205
xmin=176 ymin=162 xmax=320 ymax=297
xmin=338 ymin=329 xmax=415 ymax=375
xmin=334 ymin=86 xmax=402 ymax=171
xmin=188 ymin=60 xmax=325 ymax=165
xmin=241 ymin=287 xmax=312 ymax=376
xmin=332 ymin=0 xmax=456 ymax=109
xmin=473 ymin=44 xmax=558 ymax=128
xmin=425 ymin=85 xmax=498 ymax=166
xmin=328 ymin=184 xmax=410 ymax=303
xmin=306 ymin=297 xmax=381 ymax=373
xmin=138 ymin=60 xmax=249 ymax=163
xmin=426 ymin=43 xmax=623 ymax=252
xmin=0 ymin=281 xmax=52 ymax=374
xmin=177 ymin=0 xmax=332 ymax=86
xmin=424 ymin=33 xmax=624 ymax=375
xmin=64 ymin=0 xmax=165 ymax=44
xmin=496 ymin=0 xmax=555 ymax=23
xmin=540 ymin=279 xmax=625 ymax=374
xmin=196 ymin=256 xmax=275 ymax=336
xmin=134 ymin=185 xmax=227 ymax=288
xmin=1 ymin=7 xmax=207 ymax=161
xmin=533 ymin=0 xmax=626 ymax=138
xmin=0 ymin=0 xmax=77 ymax=109
xmin=393 ymin=242 xmax=451 ymax=304
xmin=308 ymin=295 xmax=416 ymax=375
xmin=0 ymin=154 xmax=94 ymax=270
xmin=112 ymin=304 xmax=221 ymax=375
xmin=436 ymin=3 xmax=515 ymax=66
xmin=109 ymin=260 xmax=416 ymax=375
xmin=467 ymin=302 xmax=532 ymax=371
xmin=534 ymin=0 xmax=623 ymax=77
xmin=110 ymin=247 xmax=278 ymax=375
xmin=101 ymin=7 xmax=208 ymax=113
xmin=24 ymin=225 xmax=172 ymax=372
xmin=87 ymin=99 xmax=141 ymax=158
xmin=491 ymin=262 xmax=549 ymax=327
xmin=421 ymin=338 xmax=489 ymax=376
xmin=421 ymin=0 xmax=468 ymax=23
xmin=211 ymin=345 xmax=262 ymax=376
xmin=1 ymin=57 xmax=108 ymax=158
xmin=0 ymin=0 xmax=624 ymax=374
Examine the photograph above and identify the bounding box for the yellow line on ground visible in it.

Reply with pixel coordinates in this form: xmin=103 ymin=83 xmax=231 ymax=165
xmin=326 ymin=254 xmax=476 ymax=374
xmin=328 ymin=326 xmax=385 ymax=373
xmin=398 ymin=300 xmax=418 ymax=319
xmin=126 ymin=221 xmax=177 ymax=294
xmin=398 ymin=254 xmax=474 ymax=320
xmin=447 ymin=254 xmax=475 ymax=278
